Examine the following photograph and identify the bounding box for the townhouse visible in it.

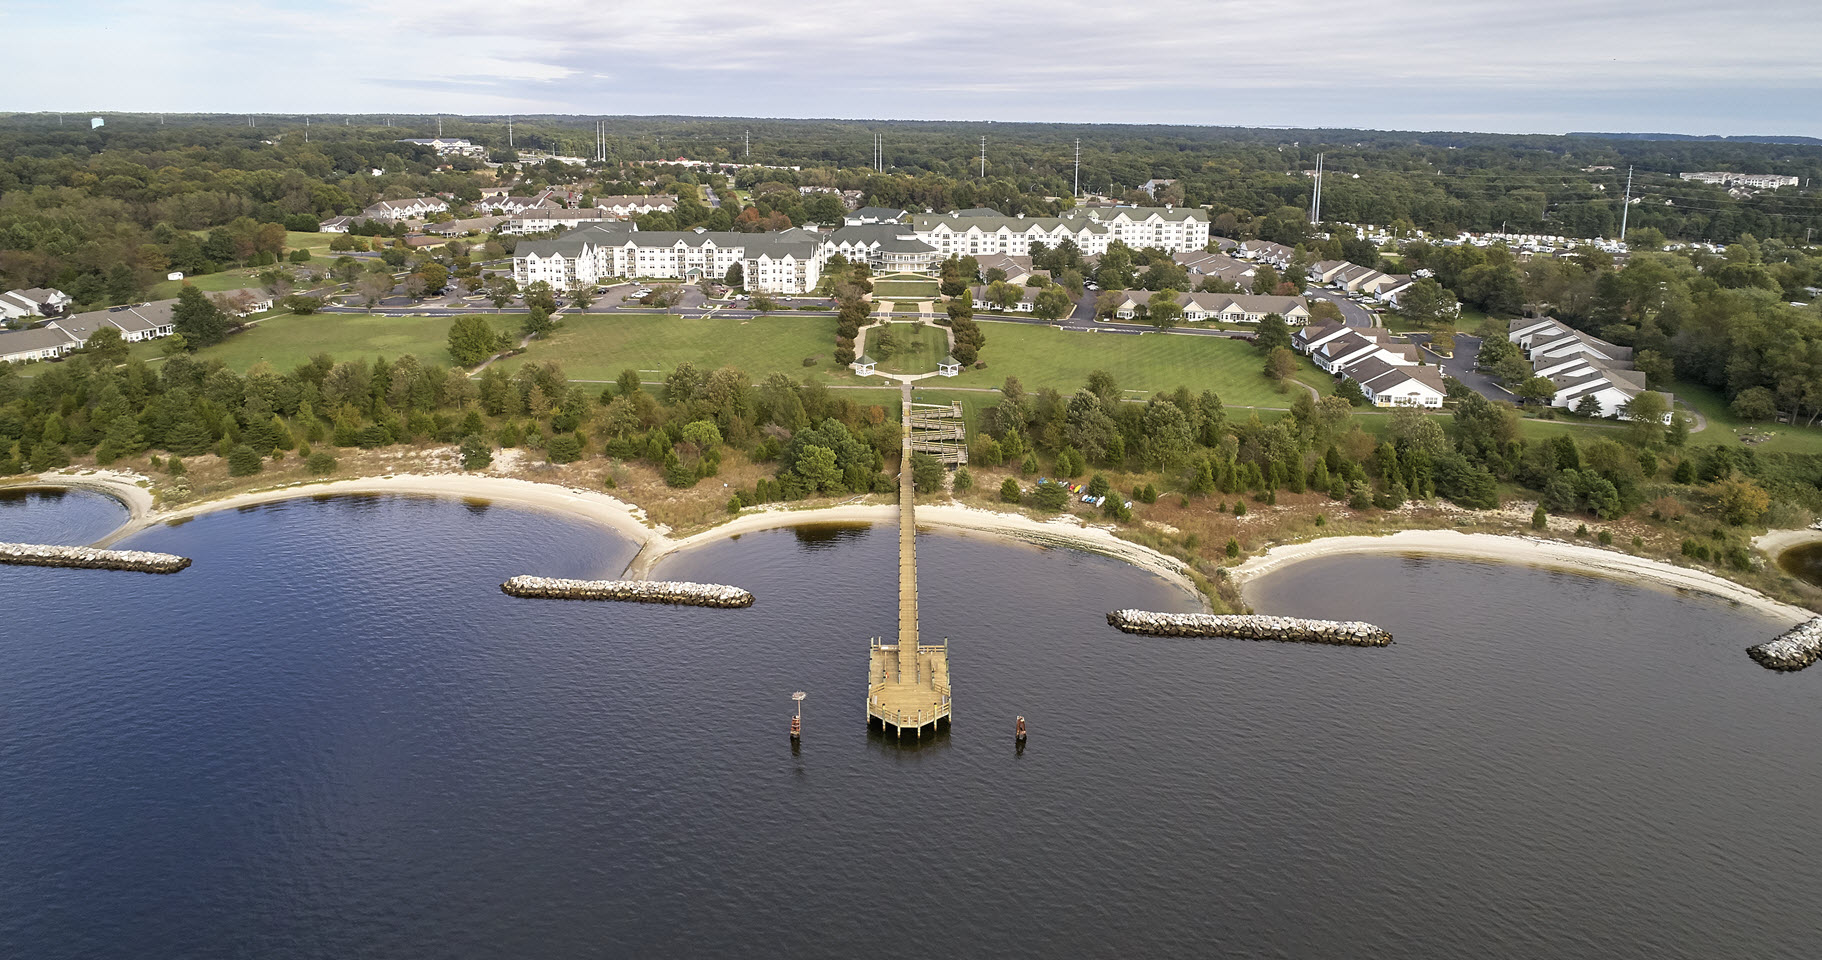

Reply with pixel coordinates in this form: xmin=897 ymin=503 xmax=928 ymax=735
xmin=1104 ymin=291 xmax=1310 ymax=324
xmin=974 ymin=253 xmax=1049 ymax=286
xmin=1173 ymin=251 xmax=1257 ymax=288
xmin=971 ymin=285 xmax=1037 ymax=312
xmin=0 ymin=299 xmax=177 ymax=363
xmin=1344 ymin=356 xmax=1448 ymax=408
xmin=1235 ymin=239 xmax=1294 ymax=267
xmin=595 ymin=195 xmax=676 ymax=218
xmin=360 ymin=197 xmax=450 ymax=222
xmin=844 ymin=206 xmax=907 ymax=225
xmin=427 ymin=216 xmax=507 ymax=237
xmin=1508 ymin=318 xmax=1671 ymax=420
xmin=1309 ymin=328 xmax=1417 ymax=374
xmin=503 ymin=208 xmax=613 ymax=235
xmin=0 ymin=287 xmax=72 ymax=321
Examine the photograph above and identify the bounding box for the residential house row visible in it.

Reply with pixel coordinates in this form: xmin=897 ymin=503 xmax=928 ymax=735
xmin=1103 ymin=291 xmax=1311 ymax=324
xmin=1508 ymin=318 xmax=1672 ymax=420
xmin=0 ymin=300 xmax=180 ymax=364
xmin=0 ymin=287 xmax=73 ymax=322
xmin=1294 ymin=322 xmax=1446 ymax=408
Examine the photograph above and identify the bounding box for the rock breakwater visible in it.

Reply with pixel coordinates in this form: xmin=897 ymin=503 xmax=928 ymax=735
xmin=501 ymin=576 xmax=753 ymax=608
xmin=0 ymin=542 xmax=191 ymax=574
xmin=1107 ymin=609 xmax=1392 ymax=646
xmin=1747 ymin=616 xmax=1822 ymax=671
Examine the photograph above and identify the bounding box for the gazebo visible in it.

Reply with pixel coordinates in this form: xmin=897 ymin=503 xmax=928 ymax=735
xmin=851 ymin=354 xmax=877 ymax=376
xmin=938 ymin=355 xmax=960 ymax=377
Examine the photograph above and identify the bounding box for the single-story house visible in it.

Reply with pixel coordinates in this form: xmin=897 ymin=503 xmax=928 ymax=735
xmin=971 ymin=284 xmax=1036 ymax=312
xmin=1312 ymin=329 xmax=1416 ymax=373
xmin=845 ymin=206 xmax=907 ymax=225
xmin=319 ymin=216 xmax=355 ymax=233
xmin=1345 ymin=356 xmax=1448 ymax=408
xmin=0 ymin=287 xmax=73 ymax=321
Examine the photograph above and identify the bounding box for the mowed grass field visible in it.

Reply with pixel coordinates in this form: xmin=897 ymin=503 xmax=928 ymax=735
xmin=128 ymin=313 xmax=521 ymax=372
xmin=1668 ymin=379 xmax=1822 ymax=455
xmin=874 ymin=322 xmax=947 ymax=375
xmin=946 ymin=322 xmax=1332 ymax=407
xmin=499 ymin=312 xmax=846 ymax=383
xmin=871 ymin=276 xmax=940 ymax=299
xmin=149 ymin=270 xmax=267 ymax=301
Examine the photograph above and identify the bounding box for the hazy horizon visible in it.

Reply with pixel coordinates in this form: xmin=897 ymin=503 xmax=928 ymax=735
xmin=6 ymin=0 xmax=1819 ymax=139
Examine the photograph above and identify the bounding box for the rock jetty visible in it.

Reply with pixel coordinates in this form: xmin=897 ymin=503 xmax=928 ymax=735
xmin=1747 ymin=616 xmax=1822 ymax=671
xmin=1107 ymin=609 xmax=1392 ymax=647
xmin=501 ymin=576 xmax=753 ymax=608
xmin=0 ymin=541 xmax=191 ymax=574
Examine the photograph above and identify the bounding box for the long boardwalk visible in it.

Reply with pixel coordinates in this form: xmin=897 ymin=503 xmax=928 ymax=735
xmin=866 ymin=385 xmax=953 ymax=737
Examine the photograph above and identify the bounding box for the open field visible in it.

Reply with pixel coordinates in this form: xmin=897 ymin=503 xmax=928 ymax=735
xmin=127 ymin=313 xmax=521 ymax=372
xmin=874 ymin=322 xmax=947 ymax=375
xmin=1669 ymin=379 xmax=1822 ymax=455
xmin=945 ymin=322 xmax=1331 ymax=407
xmin=499 ymin=312 xmax=848 ymax=383
xmin=871 ymin=276 xmax=941 ymax=299
xmin=150 ymin=270 xmax=267 ymax=301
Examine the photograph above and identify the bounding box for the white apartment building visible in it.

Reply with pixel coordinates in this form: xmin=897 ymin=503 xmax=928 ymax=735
xmin=911 ymin=206 xmax=1209 ymax=259
xmin=361 ymin=197 xmax=450 ymax=222
xmin=513 ymin=224 xmax=823 ymax=294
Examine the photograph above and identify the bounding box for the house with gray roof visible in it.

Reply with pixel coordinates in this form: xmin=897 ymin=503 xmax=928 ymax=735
xmin=1344 ymin=356 xmax=1448 ymax=408
xmin=1508 ymin=317 xmax=1666 ymax=419
xmin=0 ymin=298 xmax=178 ymax=363
xmin=845 ymin=206 xmax=907 ymax=225
xmin=823 ymin=223 xmax=938 ymax=275
xmin=0 ymin=287 xmax=72 ymax=321
xmin=361 ymin=197 xmax=450 ymax=222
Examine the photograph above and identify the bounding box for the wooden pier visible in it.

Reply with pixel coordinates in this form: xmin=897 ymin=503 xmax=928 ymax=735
xmin=867 ymin=389 xmax=954 ymax=737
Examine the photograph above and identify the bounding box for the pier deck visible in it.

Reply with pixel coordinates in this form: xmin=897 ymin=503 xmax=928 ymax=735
xmin=867 ymin=388 xmax=954 ymax=737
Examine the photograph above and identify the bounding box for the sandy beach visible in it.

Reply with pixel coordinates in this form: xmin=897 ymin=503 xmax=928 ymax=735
xmin=23 ymin=469 xmax=1815 ymax=622
xmin=1232 ymin=529 xmax=1814 ymax=624
xmin=24 ymin=470 xmax=1206 ymax=606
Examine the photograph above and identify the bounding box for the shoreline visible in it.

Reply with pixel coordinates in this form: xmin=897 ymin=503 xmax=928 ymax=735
xmin=17 ymin=470 xmax=1814 ymax=622
xmin=17 ymin=470 xmax=1208 ymax=607
xmin=1232 ymin=529 xmax=1813 ymax=625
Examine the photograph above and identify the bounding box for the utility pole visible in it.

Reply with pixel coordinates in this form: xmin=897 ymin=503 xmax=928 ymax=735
xmin=436 ymin=116 xmax=442 ymax=138
xmin=1620 ymin=165 xmax=1633 ymax=240
xmin=979 ymin=136 xmax=985 ymax=178
xmin=1074 ymin=138 xmax=1080 ymax=197
xmin=508 ymin=116 xmax=513 ymax=146
xmin=744 ymin=129 xmax=750 ymax=157
xmin=1308 ymin=153 xmax=1324 ymax=224
xmin=304 ymin=118 xmax=309 ymax=143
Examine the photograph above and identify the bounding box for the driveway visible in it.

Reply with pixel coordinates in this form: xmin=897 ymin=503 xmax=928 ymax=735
xmin=1304 ymin=287 xmax=1377 ymax=328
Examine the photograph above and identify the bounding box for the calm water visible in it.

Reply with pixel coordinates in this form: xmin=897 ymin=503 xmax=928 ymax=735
xmin=2 ymin=495 xmax=1819 ymax=959
xmin=0 ymin=486 xmax=127 ymax=545
xmin=1776 ymin=541 xmax=1822 ymax=586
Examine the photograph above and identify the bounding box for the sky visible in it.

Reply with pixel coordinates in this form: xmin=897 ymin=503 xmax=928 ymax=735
xmin=7 ymin=0 xmax=1821 ymax=137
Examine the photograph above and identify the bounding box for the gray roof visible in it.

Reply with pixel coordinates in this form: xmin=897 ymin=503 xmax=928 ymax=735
xmin=848 ymin=206 xmax=907 ymax=220
xmin=954 ymin=207 xmax=1004 ymax=217
xmin=0 ymin=325 xmax=77 ymax=357
xmin=54 ymin=299 xmax=178 ymax=339
xmin=1061 ymin=205 xmax=1208 ymax=224
xmin=1347 ymin=357 xmax=1447 ymax=393
xmin=914 ymin=213 xmax=1109 ymax=236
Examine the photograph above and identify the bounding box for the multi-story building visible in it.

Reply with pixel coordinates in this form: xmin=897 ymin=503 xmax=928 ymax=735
xmin=513 ymin=224 xmax=823 ymax=294
xmin=1680 ymin=172 xmax=1799 ymax=189
xmin=395 ymin=138 xmax=487 ymax=158
xmin=822 ymin=223 xmax=939 ymax=274
xmin=911 ymin=206 xmax=1209 ymax=259
xmin=360 ymin=197 xmax=450 ymax=222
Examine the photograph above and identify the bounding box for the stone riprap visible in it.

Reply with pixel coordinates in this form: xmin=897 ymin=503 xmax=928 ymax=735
xmin=1747 ymin=616 xmax=1822 ymax=671
xmin=0 ymin=542 xmax=191 ymax=574
xmin=501 ymin=576 xmax=753 ymax=608
xmin=1107 ymin=609 xmax=1392 ymax=647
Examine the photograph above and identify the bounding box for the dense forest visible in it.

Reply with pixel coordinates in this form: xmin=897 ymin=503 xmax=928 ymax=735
xmin=4 ymin=114 xmax=1822 ymax=309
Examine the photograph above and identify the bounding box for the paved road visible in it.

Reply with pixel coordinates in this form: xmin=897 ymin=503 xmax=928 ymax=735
xmin=1304 ymin=287 xmax=1377 ymax=328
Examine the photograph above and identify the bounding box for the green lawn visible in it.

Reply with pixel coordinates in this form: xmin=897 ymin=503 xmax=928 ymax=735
xmin=499 ymin=312 xmax=849 ymax=384
xmin=129 ymin=313 xmax=521 ymax=372
xmin=150 ymin=270 xmax=265 ymax=301
xmin=871 ymin=276 xmax=940 ymax=299
xmin=1382 ymin=305 xmax=1494 ymax=334
xmin=1669 ymin=379 xmax=1822 ymax=455
xmin=874 ymin=322 xmax=947 ymax=376
xmin=946 ymin=322 xmax=1331 ymax=408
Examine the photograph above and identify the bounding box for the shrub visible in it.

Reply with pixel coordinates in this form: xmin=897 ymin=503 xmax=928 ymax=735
xmin=952 ymin=466 xmax=973 ymax=493
xmin=999 ymin=478 xmax=1022 ymax=503
xmin=1532 ymin=505 xmax=1547 ymax=530
xmin=461 ymin=434 xmax=493 ymax=470
xmin=1225 ymin=537 xmax=1241 ymax=558
xmin=227 ymin=444 xmax=263 ymax=476
xmin=1031 ymin=481 xmax=1070 ymax=512
xmin=1597 ymin=530 xmax=1613 ymax=545
xmin=167 ymin=456 xmax=186 ymax=477
xmin=1575 ymin=523 xmax=1589 ymax=536
xmin=1314 ymin=514 xmax=1326 ymax=527
xmin=1234 ymin=501 xmax=1247 ymax=516
xmin=802 ymin=356 xmax=818 ymax=367
xmin=305 ymin=451 xmax=337 ymax=475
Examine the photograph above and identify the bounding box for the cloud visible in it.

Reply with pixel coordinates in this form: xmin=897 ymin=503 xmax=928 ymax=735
xmin=3 ymin=0 xmax=1820 ymax=134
